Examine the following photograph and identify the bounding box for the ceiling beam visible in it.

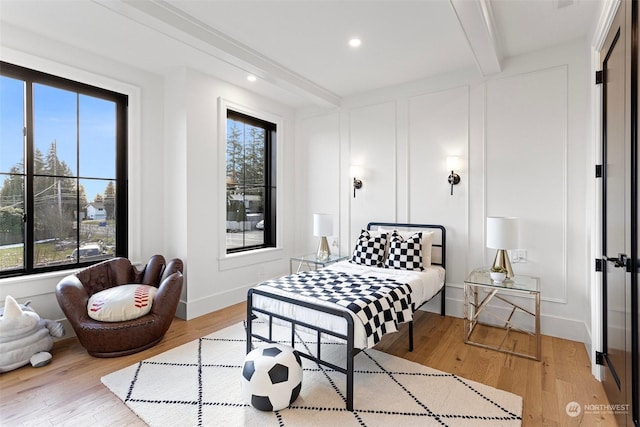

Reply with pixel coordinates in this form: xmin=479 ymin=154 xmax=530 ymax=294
xmin=449 ymin=0 xmax=503 ymax=76
xmin=93 ymin=0 xmax=341 ymax=107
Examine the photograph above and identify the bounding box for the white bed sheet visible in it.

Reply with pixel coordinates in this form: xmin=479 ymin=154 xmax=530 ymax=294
xmin=251 ymin=260 xmax=445 ymax=349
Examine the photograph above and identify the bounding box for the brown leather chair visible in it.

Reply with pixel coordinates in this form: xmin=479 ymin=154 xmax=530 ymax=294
xmin=55 ymin=255 xmax=183 ymax=357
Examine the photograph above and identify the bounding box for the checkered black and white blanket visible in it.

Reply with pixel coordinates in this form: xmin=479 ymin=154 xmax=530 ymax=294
xmin=260 ymin=270 xmax=413 ymax=348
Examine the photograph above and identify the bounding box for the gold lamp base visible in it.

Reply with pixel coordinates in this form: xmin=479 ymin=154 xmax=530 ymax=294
xmin=492 ymin=249 xmax=514 ymax=278
xmin=317 ymin=236 xmax=331 ymax=261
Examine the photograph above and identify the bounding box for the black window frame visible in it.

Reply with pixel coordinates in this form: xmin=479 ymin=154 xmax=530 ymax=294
xmin=0 ymin=61 xmax=128 ymax=277
xmin=226 ymin=109 xmax=276 ymax=253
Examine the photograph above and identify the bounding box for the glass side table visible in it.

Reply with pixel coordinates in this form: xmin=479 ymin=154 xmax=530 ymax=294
xmin=289 ymin=253 xmax=348 ymax=274
xmin=463 ymin=268 xmax=541 ymax=361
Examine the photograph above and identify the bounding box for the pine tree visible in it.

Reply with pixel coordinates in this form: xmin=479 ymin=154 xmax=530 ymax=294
xmin=78 ymin=184 xmax=88 ymax=211
xmin=0 ymin=165 xmax=24 ymax=209
xmin=245 ymin=126 xmax=265 ymax=196
xmin=103 ymin=181 xmax=115 ymax=220
xmin=227 ymin=120 xmax=244 ymax=192
xmin=33 ymin=141 xmax=77 ymax=240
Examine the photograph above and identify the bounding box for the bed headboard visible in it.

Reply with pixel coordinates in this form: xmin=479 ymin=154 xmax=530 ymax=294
xmin=366 ymin=222 xmax=446 ymax=269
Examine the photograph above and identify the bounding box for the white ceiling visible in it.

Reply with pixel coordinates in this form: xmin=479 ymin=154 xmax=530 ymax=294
xmin=0 ymin=0 xmax=604 ymax=108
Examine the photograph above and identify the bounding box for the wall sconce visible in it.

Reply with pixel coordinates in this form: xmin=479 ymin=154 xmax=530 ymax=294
xmin=447 ymin=156 xmax=461 ymax=195
xmin=351 ymin=165 xmax=364 ymax=198
xmin=353 ymin=177 xmax=363 ymax=198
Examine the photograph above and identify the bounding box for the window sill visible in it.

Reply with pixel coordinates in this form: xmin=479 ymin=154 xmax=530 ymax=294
xmin=0 ymin=268 xmax=82 ymax=299
xmin=218 ymin=247 xmax=284 ymax=271
xmin=1 ymin=268 xmax=79 ymax=284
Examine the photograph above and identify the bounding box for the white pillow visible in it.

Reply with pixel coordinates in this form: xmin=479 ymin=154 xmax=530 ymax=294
xmin=87 ymin=284 xmax=158 ymax=322
xmin=379 ymin=228 xmax=434 ymax=267
xmin=420 ymin=231 xmax=434 ymax=267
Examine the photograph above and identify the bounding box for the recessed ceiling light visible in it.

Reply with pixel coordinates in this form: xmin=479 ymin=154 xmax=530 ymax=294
xmin=247 ymin=74 xmax=257 ymax=82
xmin=348 ymin=38 xmax=362 ymax=48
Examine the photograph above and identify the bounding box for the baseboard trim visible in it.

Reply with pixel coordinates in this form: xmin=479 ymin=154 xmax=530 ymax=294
xmin=419 ymin=296 xmax=589 ymax=343
xmin=178 ymin=285 xmax=250 ymax=321
xmin=179 ymin=288 xmax=590 ymax=344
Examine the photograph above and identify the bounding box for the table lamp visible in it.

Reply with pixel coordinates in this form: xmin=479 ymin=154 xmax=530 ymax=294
xmin=313 ymin=213 xmax=333 ymax=261
xmin=486 ymin=217 xmax=518 ymax=279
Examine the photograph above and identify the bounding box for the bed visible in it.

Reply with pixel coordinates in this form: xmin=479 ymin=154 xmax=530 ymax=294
xmin=245 ymin=222 xmax=446 ymax=411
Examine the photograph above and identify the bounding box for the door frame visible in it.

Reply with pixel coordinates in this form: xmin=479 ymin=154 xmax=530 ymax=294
xmin=629 ymin=1 xmax=638 ymax=423
xmin=590 ymin=0 xmax=621 ymax=382
xmin=590 ymin=0 xmax=638 ymax=424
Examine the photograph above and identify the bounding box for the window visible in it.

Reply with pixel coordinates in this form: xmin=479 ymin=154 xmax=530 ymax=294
xmin=0 ymin=62 xmax=127 ymax=277
xmin=226 ymin=109 xmax=276 ymax=253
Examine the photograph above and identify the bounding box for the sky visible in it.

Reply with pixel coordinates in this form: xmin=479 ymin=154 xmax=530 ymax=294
xmin=0 ymin=75 xmax=117 ymax=203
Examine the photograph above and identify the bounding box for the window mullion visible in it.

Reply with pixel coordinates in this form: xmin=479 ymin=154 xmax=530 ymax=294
xmin=24 ymin=79 xmax=34 ymax=273
xmin=265 ymin=129 xmax=275 ymax=247
xmin=115 ymin=99 xmax=128 ymax=257
xmin=75 ymin=93 xmax=81 ymax=256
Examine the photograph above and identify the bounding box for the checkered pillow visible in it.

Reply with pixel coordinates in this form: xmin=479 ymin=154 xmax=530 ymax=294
xmin=379 ymin=228 xmax=434 ymax=266
xmin=350 ymin=229 xmax=388 ymax=267
xmin=385 ymin=231 xmax=424 ymax=271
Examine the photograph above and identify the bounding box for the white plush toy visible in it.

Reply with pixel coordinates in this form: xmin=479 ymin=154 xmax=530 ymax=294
xmin=0 ymin=295 xmax=65 ymax=373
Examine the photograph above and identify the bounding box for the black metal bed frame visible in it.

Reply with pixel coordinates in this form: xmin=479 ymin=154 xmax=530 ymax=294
xmin=246 ymin=222 xmax=446 ymax=411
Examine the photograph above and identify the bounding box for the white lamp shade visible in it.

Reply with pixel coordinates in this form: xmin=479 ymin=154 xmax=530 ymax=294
xmin=486 ymin=217 xmax=518 ymax=249
xmin=313 ymin=214 xmax=333 ymax=237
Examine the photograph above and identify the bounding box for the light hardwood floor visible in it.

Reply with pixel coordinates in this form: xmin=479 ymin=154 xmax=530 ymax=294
xmin=0 ymin=303 xmax=616 ymax=426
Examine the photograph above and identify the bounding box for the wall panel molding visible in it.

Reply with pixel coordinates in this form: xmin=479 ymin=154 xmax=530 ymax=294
xmin=347 ymin=101 xmax=398 ymax=249
xmin=485 ymin=65 xmax=568 ymax=304
xmin=407 ymin=85 xmax=470 ymax=285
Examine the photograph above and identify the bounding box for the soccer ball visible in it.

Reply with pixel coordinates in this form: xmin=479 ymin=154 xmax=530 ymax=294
xmin=241 ymin=344 xmax=303 ymax=411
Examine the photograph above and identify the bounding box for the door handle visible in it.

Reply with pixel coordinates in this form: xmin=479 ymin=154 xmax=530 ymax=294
xmin=605 ymin=253 xmax=629 ymax=270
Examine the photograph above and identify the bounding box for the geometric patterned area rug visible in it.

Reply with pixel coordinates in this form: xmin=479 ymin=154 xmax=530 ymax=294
xmin=101 ymin=322 xmax=522 ymax=426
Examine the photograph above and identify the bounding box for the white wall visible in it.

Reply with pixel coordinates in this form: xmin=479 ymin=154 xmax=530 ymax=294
xmin=169 ymin=68 xmax=296 ymax=319
xmin=296 ymin=39 xmax=593 ymax=343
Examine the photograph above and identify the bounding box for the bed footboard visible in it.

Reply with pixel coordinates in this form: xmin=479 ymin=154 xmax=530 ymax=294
xmin=246 ymin=287 xmax=358 ymax=411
